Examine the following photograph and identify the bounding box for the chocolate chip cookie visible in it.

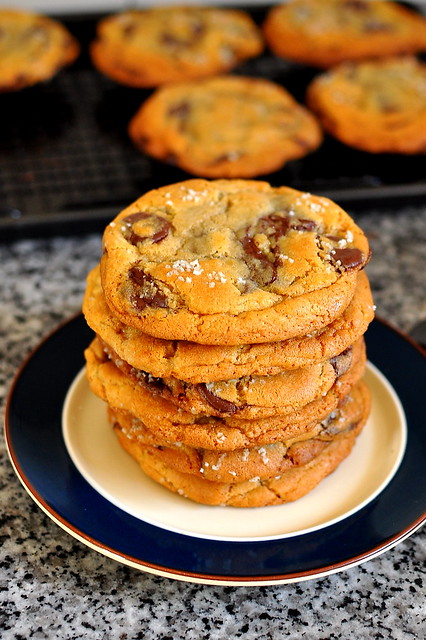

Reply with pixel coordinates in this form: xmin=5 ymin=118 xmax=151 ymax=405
xmin=0 ymin=8 xmax=80 ymax=92
xmin=100 ymin=179 xmax=370 ymax=345
xmin=263 ymin=0 xmax=426 ymax=69
xmin=110 ymin=380 xmax=370 ymax=507
xmin=128 ymin=75 xmax=323 ymax=178
xmin=90 ymin=6 xmax=263 ymax=87
xmin=307 ymin=56 xmax=426 ymax=154
xmin=110 ymin=378 xmax=369 ymax=485
xmin=84 ymin=336 xmax=366 ymax=451
xmin=99 ymin=335 xmax=354 ymax=419
xmin=84 ymin=266 xmax=373 ymax=382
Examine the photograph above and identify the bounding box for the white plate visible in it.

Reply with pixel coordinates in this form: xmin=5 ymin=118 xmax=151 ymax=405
xmin=62 ymin=362 xmax=406 ymax=542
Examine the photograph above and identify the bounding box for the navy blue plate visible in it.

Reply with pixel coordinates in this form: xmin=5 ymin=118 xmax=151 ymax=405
xmin=5 ymin=315 xmax=426 ymax=584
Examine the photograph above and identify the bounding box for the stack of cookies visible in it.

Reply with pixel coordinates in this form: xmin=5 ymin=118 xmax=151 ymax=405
xmin=83 ymin=178 xmax=374 ymax=507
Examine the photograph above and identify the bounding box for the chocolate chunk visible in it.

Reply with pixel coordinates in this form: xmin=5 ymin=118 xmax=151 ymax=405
xmin=122 ymin=23 xmax=137 ymax=37
xmin=331 ymin=247 xmax=365 ymax=270
xmin=330 ymin=346 xmax=353 ymax=378
xmin=364 ymin=20 xmax=393 ymax=33
xmin=128 ymin=267 xmax=168 ymax=310
xmin=250 ymin=213 xmax=318 ymax=240
xmin=241 ymin=235 xmax=277 ymax=287
xmin=168 ymin=101 xmax=191 ymax=119
xmin=197 ymin=384 xmax=239 ymax=414
xmin=191 ymin=20 xmax=206 ymax=40
xmin=251 ymin=213 xmax=290 ymax=239
xmin=291 ymin=218 xmax=317 ymax=232
xmin=286 ymin=440 xmax=327 ymax=466
xmin=240 ymin=213 xmax=317 ymax=287
xmin=160 ymin=21 xmax=205 ymax=49
xmin=132 ymin=367 xmax=166 ymax=392
xmin=122 ymin=212 xmax=171 ymax=246
xmin=160 ymin=32 xmax=184 ymax=48
xmin=343 ymin=0 xmax=369 ymax=11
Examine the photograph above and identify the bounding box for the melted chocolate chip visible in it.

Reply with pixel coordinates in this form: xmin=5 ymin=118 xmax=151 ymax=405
xmin=331 ymin=247 xmax=365 ymax=271
xmin=160 ymin=21 xmax=205 ymax=49
xmin=197 ymin=384 xmax=238 ymax=414
xmin=160 ymin=32 xmax=184 ymax=48
xmin=241 ymin=235 xmax=277 ymax=287
xmin=168 ymin=101 xmax=191 ymax=119
xmin=330 ymin=346 xmax=353 ymax=378
xmin=252 ymin=213 xmax=290 ymax=239
xmin=251 ymin=213 xmax=318 ymax=240
xmin=343 ymin=0 xmax=369 ymax=10
xmin=122 ymin=23 xmax=137 ymax=37
xmin=122 ymin=212 xmax=171 ymax=246
xmin=135 ymin=369 xmax=166 ymax=392
xmin=291 ymin=218 xmax=317 ymax=232
xmin=324 ymin=419 xmax=357 ymax=436
xmin=364 ymin=20 xmax=393 ymax=33
xmin=240 ymin=213 xmax=318 ymax=287
xmin=129 ymin=267 xmax=168 ymax=310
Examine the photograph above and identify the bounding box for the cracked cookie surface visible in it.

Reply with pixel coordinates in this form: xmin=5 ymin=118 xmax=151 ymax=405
xmin=128 ymin=75 xmax=322 ymax=177
xmin=90 ymin=6 xmax=263 ymax=87
xmin=100 ymin=179 xmax=370 ymax=345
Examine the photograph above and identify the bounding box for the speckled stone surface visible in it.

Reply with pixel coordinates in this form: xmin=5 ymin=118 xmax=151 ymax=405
xmin=1 ymin=206 xmax=425 ymax=640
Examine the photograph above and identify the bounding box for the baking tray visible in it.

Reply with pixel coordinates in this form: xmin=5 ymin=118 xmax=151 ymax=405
xmin=1 ymin=6 xmax=426 ymax=240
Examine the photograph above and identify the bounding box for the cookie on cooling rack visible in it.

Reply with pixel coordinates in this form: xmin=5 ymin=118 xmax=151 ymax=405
xmin=0 ymin=8 xmax=79 ymax=92
xmin=263 ymin=0 xmax=426 ymax=68
xmin=90 ymin=6 xmax=263 ymax=87
xmin=307 ymin=56 xmax=426 ymax=154
xmin=128 ymin=75 xmax=322 ymax=178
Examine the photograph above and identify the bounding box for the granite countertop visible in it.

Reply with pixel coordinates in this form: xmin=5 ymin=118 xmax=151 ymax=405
xmin=1 ymin=206 xmax=425 ymax=640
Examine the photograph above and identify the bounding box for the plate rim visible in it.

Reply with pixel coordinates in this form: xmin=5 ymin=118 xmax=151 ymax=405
xmin=61 ymin=362 xmax=407 ymax=543
xmin=5 ymin=446 xmax=426 ymax=586
xmin=4 ymin=313 xmax=426 ymax=585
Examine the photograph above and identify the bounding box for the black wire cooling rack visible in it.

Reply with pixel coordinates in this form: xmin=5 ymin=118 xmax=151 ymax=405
xmin=1 ymin=9 xmax=426 ymax=239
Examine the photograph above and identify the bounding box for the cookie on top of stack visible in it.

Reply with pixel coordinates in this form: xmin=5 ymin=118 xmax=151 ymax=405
xmin=83 ymin=178 xmax=374 ymax=507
